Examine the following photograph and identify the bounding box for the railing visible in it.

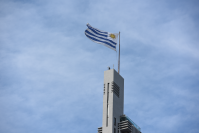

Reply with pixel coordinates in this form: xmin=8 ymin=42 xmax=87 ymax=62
xmin=120 ymin=115 xmax=141 ymax=132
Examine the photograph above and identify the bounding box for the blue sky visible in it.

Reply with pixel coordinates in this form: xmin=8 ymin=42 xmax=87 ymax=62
xmin=0 ymin=0 xmax=199 ymax=133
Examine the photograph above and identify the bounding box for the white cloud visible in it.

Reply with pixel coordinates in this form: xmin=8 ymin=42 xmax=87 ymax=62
xmin=0 ymin=0 xmax=198 ymax=133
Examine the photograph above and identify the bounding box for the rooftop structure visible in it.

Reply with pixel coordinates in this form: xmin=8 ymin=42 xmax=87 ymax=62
xmin=98 ymin=69 xmax=141 ymax=133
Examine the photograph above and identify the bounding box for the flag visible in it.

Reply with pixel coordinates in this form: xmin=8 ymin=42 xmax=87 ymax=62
xmin=85 ymin=23 xmax=118 ymax=51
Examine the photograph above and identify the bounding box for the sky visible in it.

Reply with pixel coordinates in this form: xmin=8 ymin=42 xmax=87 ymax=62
xmin=0 ymin=0 xmax=199 ymax=133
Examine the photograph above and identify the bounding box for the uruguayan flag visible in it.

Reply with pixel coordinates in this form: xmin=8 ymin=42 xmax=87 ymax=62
xmin=85 ymin=24 xmax=118 ymax=51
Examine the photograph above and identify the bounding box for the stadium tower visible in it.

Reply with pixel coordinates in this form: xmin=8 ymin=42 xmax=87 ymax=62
xmin=97 ymin=68 xmax=141 ymax=133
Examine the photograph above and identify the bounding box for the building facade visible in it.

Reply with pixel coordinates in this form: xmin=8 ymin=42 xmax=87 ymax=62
xmin=98 ymin=69 xmax=141 ymax=133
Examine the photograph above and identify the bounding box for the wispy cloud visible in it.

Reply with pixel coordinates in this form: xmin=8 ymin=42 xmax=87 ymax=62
xmin=0 ymin=0 xmax=198 ymax=133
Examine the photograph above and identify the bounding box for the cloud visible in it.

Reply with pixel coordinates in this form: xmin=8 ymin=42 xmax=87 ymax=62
xmin=0 ymin=0 xmax=198 ymax=133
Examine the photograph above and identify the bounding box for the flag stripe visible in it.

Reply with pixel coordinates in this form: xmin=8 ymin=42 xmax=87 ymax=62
xmin=85 ymin=32 xmax=116 ymax=49
xmin=87 ymin=25 xmax=107 ymax=37
xmin=87 ymin=24 xmax=108 ymax=35
xmin=85 ymin=31 xmax=116 ymax=48
xmin=85 ymin=32 xmax=116 ymax=50
xmin=85 ymin=24 xmax=118 ymax=51
xmin=85 ymin=29 xmax=117 ymax=46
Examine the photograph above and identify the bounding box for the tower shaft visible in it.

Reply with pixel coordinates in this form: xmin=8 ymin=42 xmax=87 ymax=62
xmin=102 ymin=69 xmax=124 ymax=133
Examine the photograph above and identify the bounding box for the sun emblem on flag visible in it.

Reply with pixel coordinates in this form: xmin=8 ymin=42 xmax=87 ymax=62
xmin=109 ymin=34 xmax=116 ymax=39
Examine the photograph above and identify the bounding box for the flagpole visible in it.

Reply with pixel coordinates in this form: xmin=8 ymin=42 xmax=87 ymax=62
xmin=118 ymin=31 xmax=120 ymax=74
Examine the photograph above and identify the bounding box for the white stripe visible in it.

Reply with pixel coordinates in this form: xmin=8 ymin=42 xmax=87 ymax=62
xmin=85 ymin=32 xmax=116 ymax=49
xmin=86 ymin=35 xmax=116 ymax=51
xmin=87 ymin=29 xmax=108 ymax=40
xmin=85 ymin=32 xmax=116 ymax=47
xmin=86 ymin=29 xmax=117 ymax=46
xmin=87 ymin=24 xmax=108 ymax=35
xmin=87 ymin=28 xmax=108 ymax=39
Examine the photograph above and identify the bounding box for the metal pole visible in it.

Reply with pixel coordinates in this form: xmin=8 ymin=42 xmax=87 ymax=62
xmin=118 ymin=31 xmax=120 ymax=74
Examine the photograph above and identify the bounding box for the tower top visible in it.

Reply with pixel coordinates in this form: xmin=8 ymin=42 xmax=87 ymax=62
xmin=98 ymin=69 xmax=142 ymax=133
xmin=104 ymin=68 xmax=124 ymax=80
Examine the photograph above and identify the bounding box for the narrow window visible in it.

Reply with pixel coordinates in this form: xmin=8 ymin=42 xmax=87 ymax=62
xmin=107 ymin=83 xmax=109 ymax=103
xmin=106 ymin=83 xmax=109 ymax=127
xmin=103 ymin=84 xmax=105 ymax=95
xmin=114 ymin=128 xmax=116 ymax=133
xmin=114 ymin=117 xmax=116 ymax=126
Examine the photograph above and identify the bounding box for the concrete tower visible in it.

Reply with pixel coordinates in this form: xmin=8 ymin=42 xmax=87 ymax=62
xmin=98 ymin=69 xmax=141 ymax=133
xmin=102 ymin=68 xmax=124 ymax=133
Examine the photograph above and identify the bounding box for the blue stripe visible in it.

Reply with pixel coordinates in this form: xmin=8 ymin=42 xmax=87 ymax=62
xmin=85 ymin=29 xmax=116 ymax=46
xmin=87 ymin=25 xmax=108 ymax=37
xmin=87 ymin=24 xmax=108 ymax=34
xmin=86 ymin=28 xmax=107 ymax=38
xmin=85 ymin=32 xmax=116 ymax=49
xmin=85 ymin=34 xmax=116 ymax=49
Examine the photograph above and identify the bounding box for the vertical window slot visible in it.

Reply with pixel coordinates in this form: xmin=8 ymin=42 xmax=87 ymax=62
xmin=106 ymin=83 xmax=109 ymax=127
